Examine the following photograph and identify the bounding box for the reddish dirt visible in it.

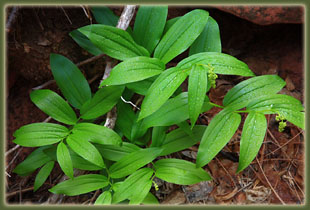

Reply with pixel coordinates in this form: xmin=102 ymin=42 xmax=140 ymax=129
xmin=6 ymin=6 xmax=304 ymax=205
xmin=214 ymin=6 xmax=304 ymax=25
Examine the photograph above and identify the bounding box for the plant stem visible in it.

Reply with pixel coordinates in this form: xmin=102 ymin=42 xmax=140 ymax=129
xmin=208 ymin=102 xmax=224 ymax=109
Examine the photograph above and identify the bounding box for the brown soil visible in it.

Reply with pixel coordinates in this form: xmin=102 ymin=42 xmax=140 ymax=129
xmin=6 ymin=6 xmax=304 ymax=205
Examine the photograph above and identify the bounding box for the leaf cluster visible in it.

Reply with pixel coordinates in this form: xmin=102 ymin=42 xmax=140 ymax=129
xmin=12 ymin=6 xmax=304 ymax=205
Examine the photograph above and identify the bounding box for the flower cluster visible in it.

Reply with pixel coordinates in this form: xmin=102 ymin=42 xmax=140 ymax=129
xmin=207 ymin=64 xmax=218 ymax=88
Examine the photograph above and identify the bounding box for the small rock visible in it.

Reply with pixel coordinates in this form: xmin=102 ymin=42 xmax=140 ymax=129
xmin=181 ymin=150 xmax=197 ymax=159
xmin=161 ymin=190 xmax=186 ymax=205
xmin=285 ymin=76 xmax=295 ymax=91
xmin=182 ymin=181 xmax=214 ymax=203
xmin=37 ymin=37 xmax=52 ymax=46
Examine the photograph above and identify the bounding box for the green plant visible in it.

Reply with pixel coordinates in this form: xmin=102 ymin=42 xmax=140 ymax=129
xmin=11 ymin=6 xmax=304 ymax=205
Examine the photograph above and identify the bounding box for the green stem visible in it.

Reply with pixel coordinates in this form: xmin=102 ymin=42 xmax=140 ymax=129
xmin=208 ymin=102 xmax=224 ymax=109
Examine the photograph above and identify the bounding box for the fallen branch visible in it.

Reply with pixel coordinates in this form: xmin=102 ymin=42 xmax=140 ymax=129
xmin=45 ymin=5 xmax=136 ymax=204
xmin=7 ymin=186 xmax=34 ymax=198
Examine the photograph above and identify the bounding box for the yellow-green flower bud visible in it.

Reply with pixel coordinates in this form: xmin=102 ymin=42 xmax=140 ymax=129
xmin=278 ymin=121 xmax=286 ymax=132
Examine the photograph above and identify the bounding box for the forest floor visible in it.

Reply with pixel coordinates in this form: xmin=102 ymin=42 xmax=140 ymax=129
xmin=5 ymin=6 xmax=304 ymax=205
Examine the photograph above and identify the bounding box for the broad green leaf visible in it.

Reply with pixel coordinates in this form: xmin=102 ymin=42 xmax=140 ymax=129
xmin=188 ymin=65 xmax=208 ymax=128
xmin=42 ymin=146 xmax=57 ymax=161
xmin=132 ymin=127 xmax=152 ymax=146
xmin=72 ymin=123 xmax=122 ymax=146
xmin=112 ymin=168 xmax=153 ymax=204
xmin=154 ymin=9 xmax=209 ymax=64
xmin=142 ymin=192 xmax=159 ymax=205
xmin=101 ymin=57 xmax=165 ymax=86
xmin=160 ymin=125 xmax=207 ymax=156
xmin=111 ymin=182 xmax=123 ymax=192
xmin=78 ymin=24 xmax=150 ymax=61
xmin=13 ymin=146 xmax=53 ymax=176
xmin=109 ymin=147 xmax=162 ymax=178
xmin=196 ymin=109 xmax=241 ymax=167
xmin=150 ymin=126 xmax=168 ymax=147
xmin=223 ymin=75 xmax=286 ymax=109
xmin=80 ymin=85 xmax=124 ymax=119
xmin=57 ymin=142 xmax=74 ymax=179
xmin=276 ymin=110 xmax=304 ymax=130
xmin=49 ymin=174 xmax=108 ymax=196
xmin=130 ymin=111 xmax=150 ymax=141
xmin=95 ymin=191 xmax=112 ymax=205
xmin=133 ymin=6 xmax=168 ymax=53
xmin=121 ymin=88 xmax=135 ymax=101
xmin=163 ymin=17 xmax=180 ymax=34
xmin=30 ymin=90 xmax=77 ymax=125
xmin=142 ymin=92 xmax=212 ymax=129
xmin=138 ymin=67 xmax=189 ymax=120
xmin=50 ymin=54 xmax=91 ymax=109
xmin=176 ymin=121 xmax=193 ymax=137
xmin=246 ymin=94 xmax=304 ymax=129
xmin=33 ymin=161 xmax=55 ymax=192
xmin=91 ymin=6 xmax=119 ymax=26
xmin=177 ymin=52 xmax=255 ymax=77
xmin=126 ymin=76 xmax=157 ymax=95
xmin=247 ymin=94 xmax=304 ymax=112
xmin=70 ymin=149 xmax=103 ymax=171
xmin=237 ymin=112 xmax=267 ymax=173
xmin=67 ymin=134 xmax=105 ymax=168
xmin=129 ymin=180 xmax=152 ymax=205
xmin=13 ymin=123 xmax=69 ymax=147
xmin=132 ymin=92 xmax=212 ymax=140
xmin=154 ymin=159 xmax=211 ymax=185
xmin=189 ymin=16 xmax=221 ymax=55
xmin=69 ymin=30 xmax=103 ymax=56
xmin=115 ymin=101 xmax=136 ymax=140
xmin=95 ymin=142 xmax=140 ymax=162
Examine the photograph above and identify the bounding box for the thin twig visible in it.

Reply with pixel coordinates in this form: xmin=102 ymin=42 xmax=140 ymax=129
xmin=76 ymin=54 xmax=106 ymax=67
xmin=266 ymin=129 xmax=298 ymax=167
xmin=80 ymin=5 xmax=92 ymax=23
xmin=5 ymin=144 xmax=20 ymax=156
xmin=88 ymin=74 xmax=101 ymax=84
xmin=60 ymin=7 xmax=72 ymax=25
xmin=121 ymin=96 xmax=140 ymax=110
xmin=6 ymin=6 xmax=19 ymax=33
xmin=101 ymin=57 xmax=114 ymax=82
xmin=32 ymin=80 xmax=55 ymax=90
xmin=255 ymin=156 xmax=286 ymax=205
xmin=215 ymin=157 xmax=236 ymax=187
xmin=43 ymin=116 xmax=52 ymax=122
xmin=33 ymin=8 xmax=44 ymax=31
xmin=264 ymin=130 xmax=304 ymax=157
xmin=7 ymin=187 xmax=34 ymax=198
xmin=236 ymin=181 xmax=253 ymax=193
xmin=6 ymin=147 xmax=22 ymax=170
xmin=89 ymin=189 xmax=101 ymax=204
